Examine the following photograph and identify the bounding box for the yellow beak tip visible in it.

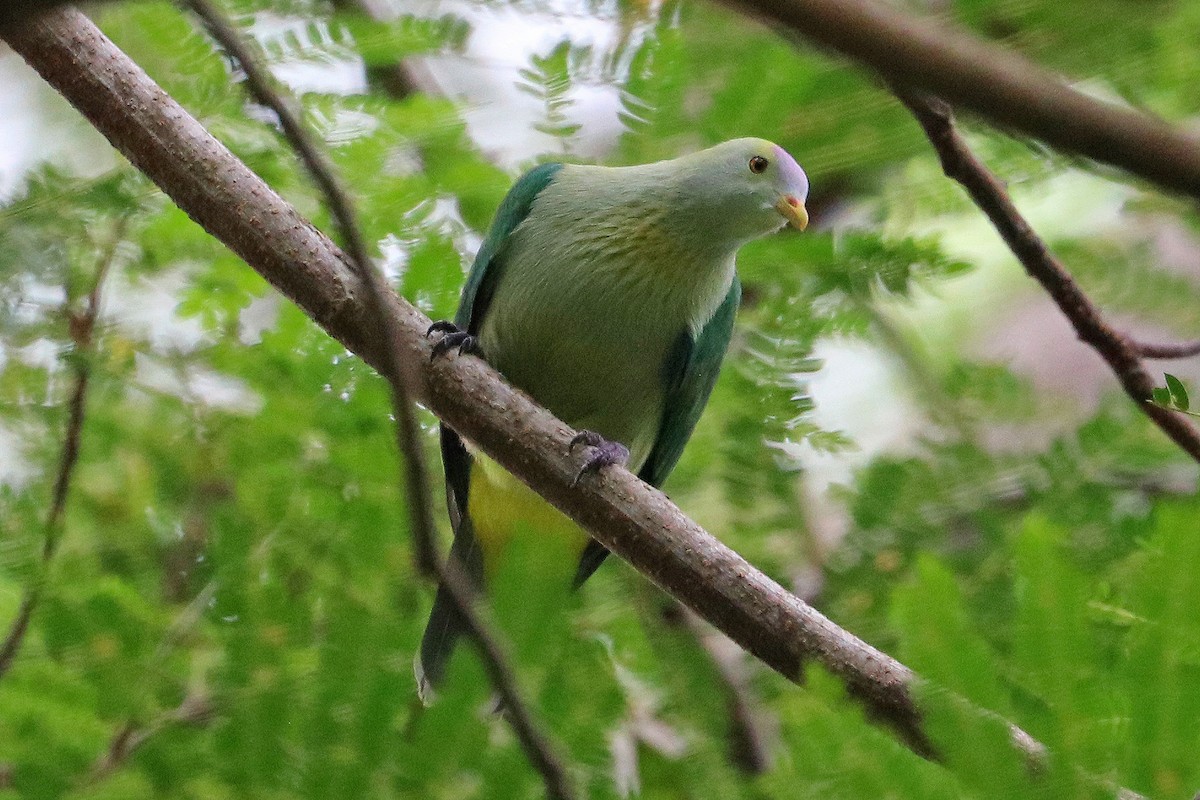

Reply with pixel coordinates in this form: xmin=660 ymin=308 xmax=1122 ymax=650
xmin=777 ymin=197 xmax=809 ymax=231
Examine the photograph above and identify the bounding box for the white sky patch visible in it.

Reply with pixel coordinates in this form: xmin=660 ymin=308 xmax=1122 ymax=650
xmin=245 ymin=12 xmax=369 ymax=96
xmin=0 ymin=49 xmax=116 ymax=201
xmin=0 ymin=424 xmax=38 ymax=490
xmin=133 ymin=353 xmax=264 ymax=416
xmin=16 ymin=337 xmax=63 ymax=372
xmin=382 ymin=195 xmax=480 ymax=292
xmin=399 ymin=0 xmax=658 ymax=166
xmin=107 ymin=267 xmax=212 ymax=353
xmin=238 ymin=293 xmax=281 ymax=346
xmin=781 ymin=337 xmax=926 ymax=483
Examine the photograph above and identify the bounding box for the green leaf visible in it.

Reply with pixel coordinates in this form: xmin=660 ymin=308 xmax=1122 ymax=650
xmin=1164 ymin=372 xmax=1189 ymax=411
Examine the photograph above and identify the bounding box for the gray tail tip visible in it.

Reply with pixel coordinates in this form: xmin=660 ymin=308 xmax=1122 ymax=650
xmin=413 ymin=653 xmax=436 ymax=706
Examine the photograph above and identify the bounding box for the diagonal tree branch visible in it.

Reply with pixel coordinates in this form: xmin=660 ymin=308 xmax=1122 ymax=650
xmin=893 ymin=88 xmax=1200 ymax=464
xmin=0 ymin=216 xmax=123 ymax=680
xmin=177 ymin=2 xmax=576 ymax=796
xmin=1 ymin=6 xmax=1094 ymax=766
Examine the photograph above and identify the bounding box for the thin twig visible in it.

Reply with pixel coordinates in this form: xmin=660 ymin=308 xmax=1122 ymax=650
xmin=85 ymin=583 xmax=221 ymax=787
xmin=86 ymin=694 xmax=215 ymax=785
xmin=664 ymin=602 xmax=774 ymax=775
xmin=894 ymin=88 xmax=1200 ymax=464
xmin=180 ymin=0 xmax=438 ymax=564
xmin=426 ymin=558 xmax=578 ymax=799
xmin=1131 ymin=338 xmax=1200 ymax=360
xmin=0 ymin=218 xmax=124 ymax=680
xmin=180 ymin=2 xmax=576 ymax=796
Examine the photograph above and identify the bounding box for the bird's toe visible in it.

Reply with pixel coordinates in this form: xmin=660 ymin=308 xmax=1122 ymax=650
xmin=428 ymin=329 xmax=480 ymax=361
xmin=568 ymin=430 xmax=606 ymax=452
xmin=425 ymin=319 xmax=461 ymax=338
xmin=570 ymin=431 xmax=630 ymax=487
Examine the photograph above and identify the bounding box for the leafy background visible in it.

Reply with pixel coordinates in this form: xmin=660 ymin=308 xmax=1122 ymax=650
xmin=2 ymin=0 xmax=1200 ymax=797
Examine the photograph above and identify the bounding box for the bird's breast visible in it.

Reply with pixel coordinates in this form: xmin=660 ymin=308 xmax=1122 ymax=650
xmin=476 ymin=177 xmax=736 ymax=471
xmin=482 ymin=298 xmax=673 ymax=473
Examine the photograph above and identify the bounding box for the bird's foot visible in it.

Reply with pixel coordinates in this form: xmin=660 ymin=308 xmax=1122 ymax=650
xmin=426 ymin=320 xmax=480 ymax=361
xmin=569 ymin=430 xmax=630 ymax=487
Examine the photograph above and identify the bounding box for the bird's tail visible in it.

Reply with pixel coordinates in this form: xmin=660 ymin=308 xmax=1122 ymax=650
xmin=415 ymin=514 xmax=483 ymax=704
xmin=415 ymin=579 xmax=469 ymax=703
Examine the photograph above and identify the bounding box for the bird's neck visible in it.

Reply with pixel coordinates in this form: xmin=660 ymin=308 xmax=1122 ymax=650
xmin=546 ymin=165 xmax=741 ymax=329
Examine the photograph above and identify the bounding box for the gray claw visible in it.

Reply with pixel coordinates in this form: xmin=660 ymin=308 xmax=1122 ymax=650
xmin=426 ymin=320 xmax=460 ymax=338
xmin=428 ymin=328 xmax=479 ymax=361
xmin=569 ymin=430 xmax=605 ymax=452
xmin=570 ymin=431 xmax=630 ymax=487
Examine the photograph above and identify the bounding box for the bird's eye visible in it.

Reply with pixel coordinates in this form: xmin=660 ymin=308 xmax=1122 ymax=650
xmin=748 ymin=155 xmax=769 ymax=174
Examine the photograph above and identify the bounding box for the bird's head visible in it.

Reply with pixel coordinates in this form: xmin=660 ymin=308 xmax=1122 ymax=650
xmin=669 ymin=138 xmax=810 ymax=246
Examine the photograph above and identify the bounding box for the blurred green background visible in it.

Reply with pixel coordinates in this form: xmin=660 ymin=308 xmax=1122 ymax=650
xmin=2 ymin=0 xmax=1200 ymax=796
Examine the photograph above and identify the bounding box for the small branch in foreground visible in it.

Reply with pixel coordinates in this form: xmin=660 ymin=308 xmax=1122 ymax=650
xmin=894 ymin=88 xmax=1200 ymax=464
xmin=664 ymin=602 xmax=774 ymax=775
xmin=0 ymin=218 xmax=123 ymax=680
xmin=1131 ymin=338 xmax=1200 ymax=360
xmin=427 ymin=557 xmax=578 ymax=799
xmin=180 ymin=2 xmax=575 ymax=796
xmin=179 ymin=0 xmax=439 ymax=564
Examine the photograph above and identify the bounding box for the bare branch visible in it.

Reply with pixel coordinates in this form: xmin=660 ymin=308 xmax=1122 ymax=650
xmin=86 ymin=694 xmax=215 ymax=785
xmin=0 ymin=216 xmax=124 ymax=680
xmin=717 ymin=0 xmax=1200 ymax=199
xmin=1 ymin=8 xmax=1063 ymax=764
xmin=1131 ymin=338 xmax=1200 ymax=360
xmin=894 ymin=88 xmax=1200 ymax=463
xmin=664 ymin=602 xmax=774 ymax=775
xmin=178 ymin=2 xmax=575 ymax=795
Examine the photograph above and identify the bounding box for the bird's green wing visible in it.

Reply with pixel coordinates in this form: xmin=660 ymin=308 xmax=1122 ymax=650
xmin=641 ymin=277 xmax=741 ymax=488
xmin=420 ymin=162 xmax=562 ymax=692
xmin=454 ymin=162 xmax=563 ymax=332
xmin=439 ymin=161 xmax=563 ymax=537
xmin=573 ymin=277 xmax=740 ymax=586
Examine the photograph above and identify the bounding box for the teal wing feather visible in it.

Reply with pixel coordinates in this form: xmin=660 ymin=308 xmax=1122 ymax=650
xmin=454 ymin=162 xmax=564 ymax=332
xmin=573 ymin=278 xmax=741 ymax=586
xmin=641 ymin=277 xmax=741 ymax=488
xmin=419 ymin=162 xmax=562 ymax=694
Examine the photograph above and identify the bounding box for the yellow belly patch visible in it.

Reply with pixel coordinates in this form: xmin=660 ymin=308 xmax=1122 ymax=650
xmin=467 ymin=454 xmax=591 ymax=581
